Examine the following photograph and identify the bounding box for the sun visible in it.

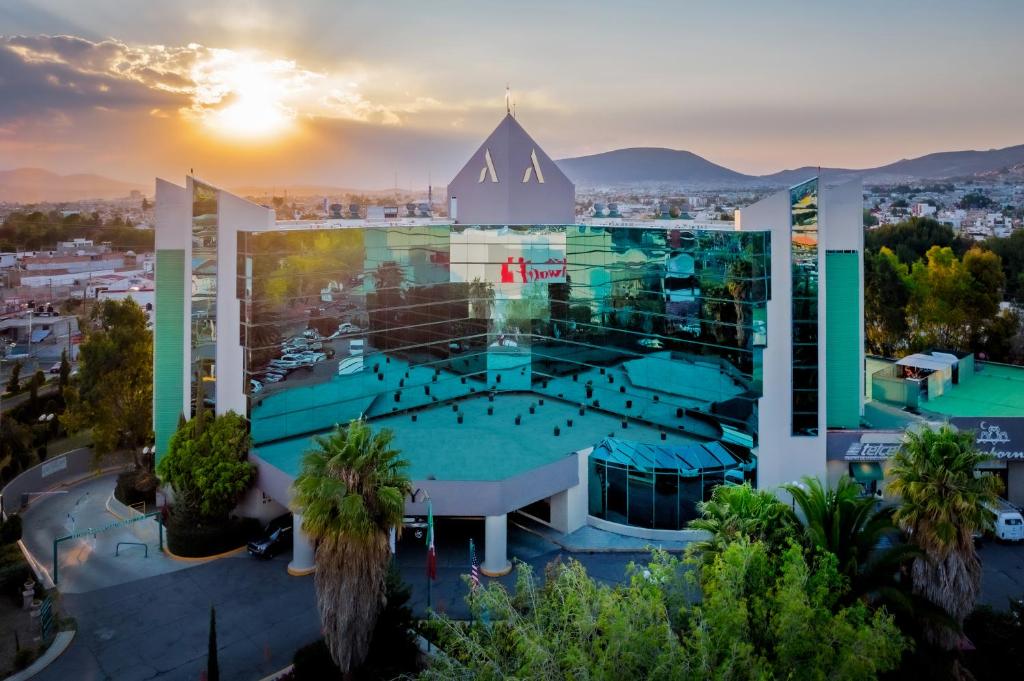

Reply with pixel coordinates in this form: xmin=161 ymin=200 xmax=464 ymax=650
xmin=199 ymin=59 xmax=296 ymax=139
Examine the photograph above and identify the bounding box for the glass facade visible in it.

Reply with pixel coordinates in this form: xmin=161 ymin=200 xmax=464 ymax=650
xmin=191 ymin=181 xmax=218 ymax=412
xmin=587 ymin=439 xmax=743 ymax=529
xmin=790 ymin=179 xmax=819 ymax=436
xmin=237 ymin=224 xmax=770 ymax=526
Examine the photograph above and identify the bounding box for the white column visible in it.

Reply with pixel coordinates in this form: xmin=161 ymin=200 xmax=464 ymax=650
xmin=287 ymin=513 xmax=315 ymax=576
xmin=481 ymin=514 xmax=511 ymax=577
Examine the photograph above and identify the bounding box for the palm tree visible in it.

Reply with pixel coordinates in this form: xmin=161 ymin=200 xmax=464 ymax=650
xmin=783 ymin=476 xmax=929 ymax=620
xmin=887 ymin=423 xmax=1002 ymax=649
xmin=688 ymin=482 xmax=798 ymax=564
xmin=291 ymin=419 xmax=411 ymax=673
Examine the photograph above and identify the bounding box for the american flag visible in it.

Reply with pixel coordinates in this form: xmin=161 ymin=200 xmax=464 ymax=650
xmin=426 ymin=500 xmax=437 ymax=581
xmin=469 ymin=538 xmax=481 ymax=588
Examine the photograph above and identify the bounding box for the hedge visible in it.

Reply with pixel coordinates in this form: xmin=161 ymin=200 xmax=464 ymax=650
xmin=0 ymin=515 xmax=22 ymax=545
xmin=165 ymin=513 xmax=261 ymax=558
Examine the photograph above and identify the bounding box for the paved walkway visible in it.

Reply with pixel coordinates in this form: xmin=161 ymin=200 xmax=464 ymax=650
xmin=20 ymin=474 xmax=202 ymax=593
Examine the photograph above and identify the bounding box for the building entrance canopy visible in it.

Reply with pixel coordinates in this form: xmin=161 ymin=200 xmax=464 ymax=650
xmin=590 ymin=437 xmax=739 ymax=477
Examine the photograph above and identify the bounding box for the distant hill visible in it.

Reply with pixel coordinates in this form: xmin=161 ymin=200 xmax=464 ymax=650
xmin=0 ymin=168 xmax=147 ymax=202
xmin=558 ymin=144 xmax=1024 ymax=188
xmin=557 ymin=147 xmax=752 ymax=187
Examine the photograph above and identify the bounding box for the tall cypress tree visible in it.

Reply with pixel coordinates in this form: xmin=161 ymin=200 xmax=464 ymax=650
xmin=207 ymin=605 xmax=219 ymax=681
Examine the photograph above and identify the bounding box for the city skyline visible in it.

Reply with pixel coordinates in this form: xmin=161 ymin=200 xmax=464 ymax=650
xmin=1 ymin=0 xmax=1022 ymax=189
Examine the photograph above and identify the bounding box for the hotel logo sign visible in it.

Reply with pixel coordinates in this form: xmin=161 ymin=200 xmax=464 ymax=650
xmin=974 ymin=421 xmax=1024 ymax=460
xmin=478 ymin=149 xmax=498 ymax=183
xmin=499 ymin=256 xmax=567 ymax=284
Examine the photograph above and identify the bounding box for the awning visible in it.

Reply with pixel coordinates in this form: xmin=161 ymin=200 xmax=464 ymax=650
xmin=849 ymin=461 xmax=884 ymax=483
xmin=590 ymin=437 xmax=741 ymax=477
xmin=895 ymin=353 xmax=955 ymax=372
xmin=30 ymin=329 xmax=51 ymax=343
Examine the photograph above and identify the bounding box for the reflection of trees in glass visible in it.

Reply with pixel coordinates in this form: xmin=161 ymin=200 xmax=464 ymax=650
xmin=727 ymin=258 xmax=753 ymax=348
xmin=467 ymin=278 xmax=494 ymax=320
xmin=246 ymin=301 xmax=283 ymax=372
xmin=253 ymin=231 xmax=363 ymax=307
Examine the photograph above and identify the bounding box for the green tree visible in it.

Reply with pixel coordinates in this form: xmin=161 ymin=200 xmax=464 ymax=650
xmin=28 ymin=370 xmax=44 ymax=412
xmin=904 ymin=246 xmax=1003 ymax=352
xmin=61 ymin=299 xmax=152 ymax=463
xmin=864 ymin=217 xmax=967 ymax=265
xmin=0 ymin=418 xmax=33 ymax=480
xmin=863 ymin=209 xmax=879 ymax=227
xmin=684 ymin=540 xmax=906 ymax=679
xmin=864 ymin=247 xmax=911 ymax=356
xmin=688 ymin=482 xmax=799 ymax=565
xmin=5 ymin=361 xmax=21 ymax=394
xmin=207 ymin=605 xmax=219 ymax=681
xmin=423 ymin=545 xmax=906 ymax=680
xmin=156 ymin=411 xmax=254 ymax=522
xmin=887 ymin=424 xmax=1003 ymax=649
xmin=58 ymin=348 xmax=70 ymax=389
xmin=291 ymin=419 xmax=411 ymax=673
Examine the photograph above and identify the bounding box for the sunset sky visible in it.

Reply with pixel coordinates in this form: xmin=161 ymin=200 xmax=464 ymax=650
xmin=1 ymin=0 xmax=1022 ymax=190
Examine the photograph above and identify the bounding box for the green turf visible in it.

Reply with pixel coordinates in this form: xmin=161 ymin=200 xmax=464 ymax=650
xmin=921 ymin=363 xmax=1024 ymax=417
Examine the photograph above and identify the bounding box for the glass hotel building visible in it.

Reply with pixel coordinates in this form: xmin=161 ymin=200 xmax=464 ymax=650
xmin=153 ymin=115 xmax=864 ymax=574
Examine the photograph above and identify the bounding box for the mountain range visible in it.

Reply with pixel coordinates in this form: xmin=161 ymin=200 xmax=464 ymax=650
xmin=3 ymin=142 xmax=1023 ymax=202
xmin=556 ymin=143 xmax=1024 ymax=188
xmin=0 ymin=168 xmax=148 ymax=203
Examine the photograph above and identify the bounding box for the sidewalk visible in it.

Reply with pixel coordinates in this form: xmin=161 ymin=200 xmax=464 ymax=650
xmin=510 ymin=513 xmax=697 ymax=553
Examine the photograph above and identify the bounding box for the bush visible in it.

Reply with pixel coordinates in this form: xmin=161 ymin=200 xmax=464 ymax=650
xmin=962 ymin=602 xmax=1024 ymax=677
xmin=0 ymin=515 xmax=22 ymax=545
xmin=114 ymin=469 xmax=156 ymax=509
xmin=0 ymin=543 xmax=31 ymax=604
xmin=291 ymin=640 xmax=343 ymax=681
xmin=165 ymin=512 xmax=261 ymax=558
xmin=13 ymin=646 xmax=38 ymax=671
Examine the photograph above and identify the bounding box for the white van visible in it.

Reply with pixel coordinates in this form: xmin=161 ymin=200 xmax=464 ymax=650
xmin=348 ymin=339 xmax=365 ymax=356
xmin=985 ymin=498 xmax=1024 ymax=542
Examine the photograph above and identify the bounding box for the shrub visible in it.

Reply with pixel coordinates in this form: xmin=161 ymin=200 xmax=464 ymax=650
xmin=0 ymin=514 xmax=22 ymax=545
xmin=165 ymin=511 xmax=261 ymax=558
xmin=13 ymin=646 xmax=37 ymax=671
xmin=157 ymin=410 xmax=254 ymax=523
xmin=114 ymin=469 xmax=156 ymax=508
xmin=292 ymin=640 xmax=343 ymax=681
xmin=0 ymin=543 xmax=31 ymax=604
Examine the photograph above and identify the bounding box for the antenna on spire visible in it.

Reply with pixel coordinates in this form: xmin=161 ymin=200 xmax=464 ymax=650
xmin=505 ymin=84 xmax=511 ymax=114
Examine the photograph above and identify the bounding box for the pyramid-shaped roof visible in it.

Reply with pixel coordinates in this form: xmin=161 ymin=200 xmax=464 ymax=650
xmin=447 ymin=114 xmax=574 ymax=225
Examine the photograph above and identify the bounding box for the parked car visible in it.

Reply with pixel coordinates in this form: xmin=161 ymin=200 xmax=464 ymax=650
xmin=247 ymin=514 xmax=293 ymax=559
xmin=349 ymin=339 xmax=365 ymax=356
xmin=261 ymin=373 xmax=283 ymax=383
xmin=337 ymin=322 xmax=360 ymax=334
xmin=49 ymin=362 xmax=62 ymax=374
xmin=250 ymin=379 xmax=263 ymax=394
xmin=637 ymin=337 xmax=664 ymax=349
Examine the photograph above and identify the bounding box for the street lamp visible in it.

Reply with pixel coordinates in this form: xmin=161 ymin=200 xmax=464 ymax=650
xmin=37 ymin=413 xmax=55 ymax=455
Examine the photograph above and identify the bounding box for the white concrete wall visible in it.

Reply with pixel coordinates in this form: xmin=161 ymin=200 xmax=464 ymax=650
xmin=736 ymin=184 xmax=827 ymax=491
xmin=551 ymin=446 xmax=592 ymax=534
xmin=214 ymin=190 xmax=275 ymax=416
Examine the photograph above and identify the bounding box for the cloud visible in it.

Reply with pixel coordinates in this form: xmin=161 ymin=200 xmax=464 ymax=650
xmin=0 ymin=34 xmax=512 ymax=135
